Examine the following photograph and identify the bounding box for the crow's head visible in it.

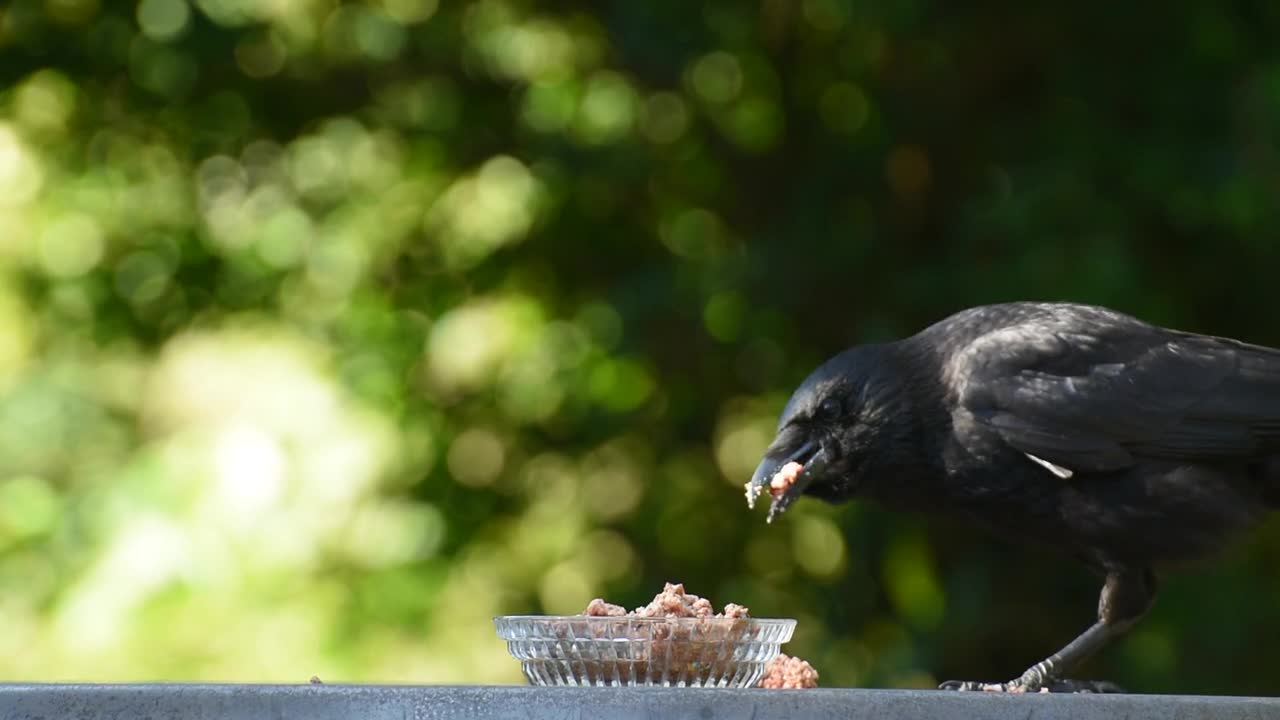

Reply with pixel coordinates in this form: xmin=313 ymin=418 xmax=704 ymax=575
xmin=746 ymin=344 xmax=917 ymax=522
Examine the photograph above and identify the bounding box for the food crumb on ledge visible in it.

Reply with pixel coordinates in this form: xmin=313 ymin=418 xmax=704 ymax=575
xmin=758 ymin=653 xmax=819 ymax=689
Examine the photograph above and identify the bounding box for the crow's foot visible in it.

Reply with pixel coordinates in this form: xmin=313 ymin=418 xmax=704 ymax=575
xmin=939 ymin=678 xmax=1125 ymax=694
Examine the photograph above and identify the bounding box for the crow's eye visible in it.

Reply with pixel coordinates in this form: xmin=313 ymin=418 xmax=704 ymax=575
xmin=816 ymin=397 xmax=842 ymax=421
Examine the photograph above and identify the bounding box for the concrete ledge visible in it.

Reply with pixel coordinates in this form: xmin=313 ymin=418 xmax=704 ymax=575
xmin=1 ymin=684 xmax=1277 ymax=720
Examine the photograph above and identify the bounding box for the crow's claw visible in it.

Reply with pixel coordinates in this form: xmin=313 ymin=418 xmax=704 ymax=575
xmin=939 ymin=678 xmax=1127 ymax=694
xmin=938 ymin=680 xmax=994 ymax=692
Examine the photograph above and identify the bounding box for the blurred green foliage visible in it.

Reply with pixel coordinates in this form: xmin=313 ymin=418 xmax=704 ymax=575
xmin=2 ymin=0 xmax=1279 ymax=695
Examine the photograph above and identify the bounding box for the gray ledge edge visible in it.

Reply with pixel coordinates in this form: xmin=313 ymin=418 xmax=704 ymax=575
xmin=1 ymin=683 xmax=1278 ymax=720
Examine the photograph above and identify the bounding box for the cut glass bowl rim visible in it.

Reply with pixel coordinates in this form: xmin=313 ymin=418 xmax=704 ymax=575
xmin=493 ymin=615 xmax=798 ymax=643
xmin=494 ymin=615 xmax=797 ymax=625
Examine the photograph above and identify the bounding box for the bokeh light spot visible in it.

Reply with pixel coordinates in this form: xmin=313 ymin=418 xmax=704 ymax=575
xmin=213 ymin=424 xmax=286 ymax=521
xmin=580 ymin=445 xmax=644 ymax=521
xmin=522 ymin=78 xmax=578 ymax=133
xmin=380 ymin=0 xmax=438 ymax=24
xmin=427 ymin=297 xmax=537 ymax=391
xmin=234 ymin=32 xmax=286 ymax=78
xmin=497 ymin=351 xmax=565 ymax=424
xmin=447 ymin=427 xmax=506 ymax=488
xmin=703 ymin=292 xmax=746 ymax=343
xmin=690 ymin=52 xmax=743 ymax=104
xmin=792 ymin=514 xmax=847 ymax=578
xmin=538 ymin=561 xmax=594 ymax=615
xmin=256 ymin=206 xmax=313 ymax=269
xmin=0 ymin=124 xmax=45 ymax=207
xmin=137 ymin=0 xmax=191 ymax=42
xmin=15 ymin=70 xmax=77 ymax=134
xmin=426 ymin=156 xmax=543 ymax=269
xmin=722 ymin=95 xmax=783 ymax=151
xmin=355 ymin=8 xmax=406 ymax=62
xmin=574 ymin=72 xmax=636 ymax=144
xmin=0 ymin=476 xmax=61 ymax=540
xmin=587 ymin=358 xmax=654 ymax=412
xmin=574 ymin=301 xmax=622 ymax=350
xmin=38 ymin=213 xmax=104 ymax=278
xmin=713 ymin=409 xmax=775 ymax=485
xmin=344 ymin=500 xmax=446 ymax=567
xmin=639 ymin=92 xmax=690 ymax=145
xmin=114 ymin=251 xmax=174 ymax=306
xmin=662 ymin=207 xmax=727 ymax=259
xmin=577 ymin=530 xmax=638 ymax=582
xmin=820 ymin=83 xmax=870 ymax=135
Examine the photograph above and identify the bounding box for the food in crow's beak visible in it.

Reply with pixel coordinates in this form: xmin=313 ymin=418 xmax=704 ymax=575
xmin=758 ymin=653 xmax=820 ymax=689
xmin=769 ymin=461 xmax=805 ymax=499
xmin=744 ymin=460 xmax=806 ymax=510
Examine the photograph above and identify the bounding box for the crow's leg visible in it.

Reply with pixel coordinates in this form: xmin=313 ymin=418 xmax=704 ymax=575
xmin=940 ymin=568 xmax=1155 ymax=693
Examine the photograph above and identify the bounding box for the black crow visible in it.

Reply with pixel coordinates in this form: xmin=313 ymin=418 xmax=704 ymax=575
xmin=746 ymin=301 xmax=1280 ymax=692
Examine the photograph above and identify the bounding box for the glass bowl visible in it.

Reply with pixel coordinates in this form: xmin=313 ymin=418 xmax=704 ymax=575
xmin=493 ymin=615 xmax=797 ymax=688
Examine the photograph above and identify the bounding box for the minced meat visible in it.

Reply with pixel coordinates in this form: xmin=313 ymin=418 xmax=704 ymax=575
xmin=770 ymin=461 xmax=804 ymax=498
xmin=557 ymin=582 xmax=802 ymax=687
xmin=744 ymin=461 xmax=805 ymax=509
xmin=584 ymin=598 xmax=628 ymax=617
xmin=584 ymin=582 xmax=751 ymax=619
xmin=758 ymin=653 xmax=820 ymax=689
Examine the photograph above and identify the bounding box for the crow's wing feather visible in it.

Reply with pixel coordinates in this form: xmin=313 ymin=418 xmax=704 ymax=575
xmin=957 ymin=327 xmax=1280 ymax=473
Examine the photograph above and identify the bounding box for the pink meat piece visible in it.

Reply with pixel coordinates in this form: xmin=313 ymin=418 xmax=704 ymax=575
xmin=769 ymin=461 xmax=805 ymax=499
xmin=691 ymin=597 xmax=714 ymax=618
xmin=636 ymin=582 xmax=705 ymax=618
xmin=758 ymin=653 xmax=820 ymax=689
xmin=585 ymin=582 xmax=751 ymax=619
xmin=584 ymin=598 xmax=628 ymax=617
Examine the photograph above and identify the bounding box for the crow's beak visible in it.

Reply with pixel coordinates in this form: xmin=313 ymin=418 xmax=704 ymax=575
xmin=746 ymin=440 xmax=829 ymax=523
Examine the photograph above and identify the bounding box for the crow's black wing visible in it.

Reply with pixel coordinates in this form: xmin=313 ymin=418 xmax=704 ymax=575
xmin=955 ymin=326 xmax=1280 ymax=474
